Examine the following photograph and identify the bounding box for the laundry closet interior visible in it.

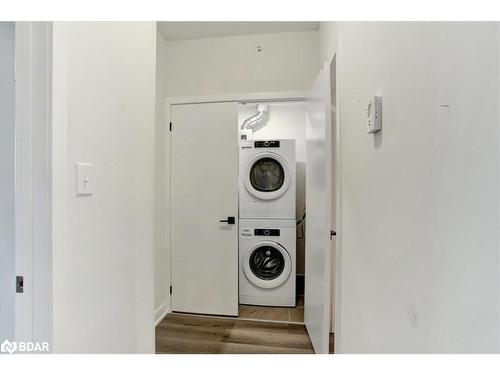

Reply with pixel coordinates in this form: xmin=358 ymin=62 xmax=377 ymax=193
xmin=154 ymin=22 xmax=336 ymax=354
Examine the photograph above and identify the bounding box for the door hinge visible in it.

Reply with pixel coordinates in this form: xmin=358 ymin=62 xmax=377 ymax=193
xmin=169 ymin=285 xmax=172 ymax=295
xmin=330 ymin=230 xmax=336 ymax=240
xmin=169 ymin=122 xmax=172 ymax=131
xmin=16 ymin=276 xmax=24 ymax=293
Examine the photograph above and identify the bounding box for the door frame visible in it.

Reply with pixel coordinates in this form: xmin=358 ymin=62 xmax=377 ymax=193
xmin=331 ymin=46 xmax=343 ymax=354
xmin=14 ymin=21 xmax=53 ymax=344
xmin=157 ymin=91 xmax=307 ymax=324
xmin=0 ymin=21 xmax=16 ymax=343
xmin=329 ymin=56 xmax=337 ymax=336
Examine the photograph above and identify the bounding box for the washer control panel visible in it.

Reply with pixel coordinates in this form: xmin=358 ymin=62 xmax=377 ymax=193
xmin=240 ymin=227 xmax=281 ymax=238
xmin=255 ymin=140 xmax=280 ymax=148
xmin=254 ymin=229 xmax=280 ymax=236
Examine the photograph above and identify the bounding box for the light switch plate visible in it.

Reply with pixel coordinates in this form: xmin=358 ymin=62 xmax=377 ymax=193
xmin=76 ymin=162 xmax=92 ymax=196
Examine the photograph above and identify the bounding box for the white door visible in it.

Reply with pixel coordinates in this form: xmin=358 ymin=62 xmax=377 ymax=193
xmin=171 ymin=102 xmax=239 ymax=316
xmin=305 ymin=63 xmax=334 ymax=354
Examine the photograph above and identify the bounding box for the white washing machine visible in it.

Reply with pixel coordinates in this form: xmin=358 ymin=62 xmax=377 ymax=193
xmin=239 ymin=139 xmax=296 ymax=219
xmin=239 ymin=219 xmax=296 ymax=307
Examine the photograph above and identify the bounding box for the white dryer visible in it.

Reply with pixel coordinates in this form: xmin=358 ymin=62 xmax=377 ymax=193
xmin=239 ymin=139 xmax=296 ymax=219
xmin=239 ymin=219 xmax=296 ymax=307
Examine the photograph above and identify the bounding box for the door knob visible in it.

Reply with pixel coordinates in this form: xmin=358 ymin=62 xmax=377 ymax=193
xmin=219 ymin=216 xmax=236 ymax=225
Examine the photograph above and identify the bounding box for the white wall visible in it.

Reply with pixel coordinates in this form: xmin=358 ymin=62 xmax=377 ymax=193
xmin=154 ymin=30 xmax=171 ymax=323
xmin=320 ymin=22 xmax=500 ymax=353
xmin=238 ymin=102 xmax=306 ymax=274
xmin=162 ymin=31 xmax=319 ymax=97
xmin=0 ymin=21 xmax=15 ymax=343
xmin=51 ymin=22 xmax=157 ymax=353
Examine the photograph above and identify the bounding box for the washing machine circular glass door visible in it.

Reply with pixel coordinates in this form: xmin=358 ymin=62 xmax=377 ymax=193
xmin=243 ymin=152 xmax=292 ymax=200
xmin=242 ymin=241 xmax=292 ymax=289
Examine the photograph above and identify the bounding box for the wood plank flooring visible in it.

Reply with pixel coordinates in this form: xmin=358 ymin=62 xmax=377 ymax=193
xmin=156 ymin=313 xmax=314 ymax=354
xmin=238 ymin=296 xmax=304 ymax=323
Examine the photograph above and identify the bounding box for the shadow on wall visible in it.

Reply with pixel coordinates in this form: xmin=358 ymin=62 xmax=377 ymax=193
xmin=374 ymin=130 xmax=383 ymax=148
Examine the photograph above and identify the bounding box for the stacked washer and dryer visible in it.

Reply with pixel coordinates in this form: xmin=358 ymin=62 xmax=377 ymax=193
xmin=239 ymin=139 xmax=297 ymax=307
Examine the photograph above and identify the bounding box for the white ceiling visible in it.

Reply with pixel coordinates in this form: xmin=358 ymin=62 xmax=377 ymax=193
xmin=157 ymin=21 xmax=319 ymax=41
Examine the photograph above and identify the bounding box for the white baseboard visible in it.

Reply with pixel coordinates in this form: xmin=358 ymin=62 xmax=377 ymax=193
xmin=155 ymin=301 xmax=170 ymax=326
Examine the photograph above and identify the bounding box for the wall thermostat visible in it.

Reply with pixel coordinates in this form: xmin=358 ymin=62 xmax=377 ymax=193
xmin=366 ymin=96 xmax=382 ymax=134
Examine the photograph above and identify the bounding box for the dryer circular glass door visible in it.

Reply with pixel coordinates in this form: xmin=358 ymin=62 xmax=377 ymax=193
xmin=242 ymin=241 xmax=292 ymax=289
xmin=243 ymin=152 xmax=292 ymax=200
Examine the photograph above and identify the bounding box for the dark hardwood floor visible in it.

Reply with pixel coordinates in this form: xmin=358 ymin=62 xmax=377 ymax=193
xmin=238 ymin=295 xmax=304 ymax=323
xmin=156 ymin=313 xmax=315 ymax=354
